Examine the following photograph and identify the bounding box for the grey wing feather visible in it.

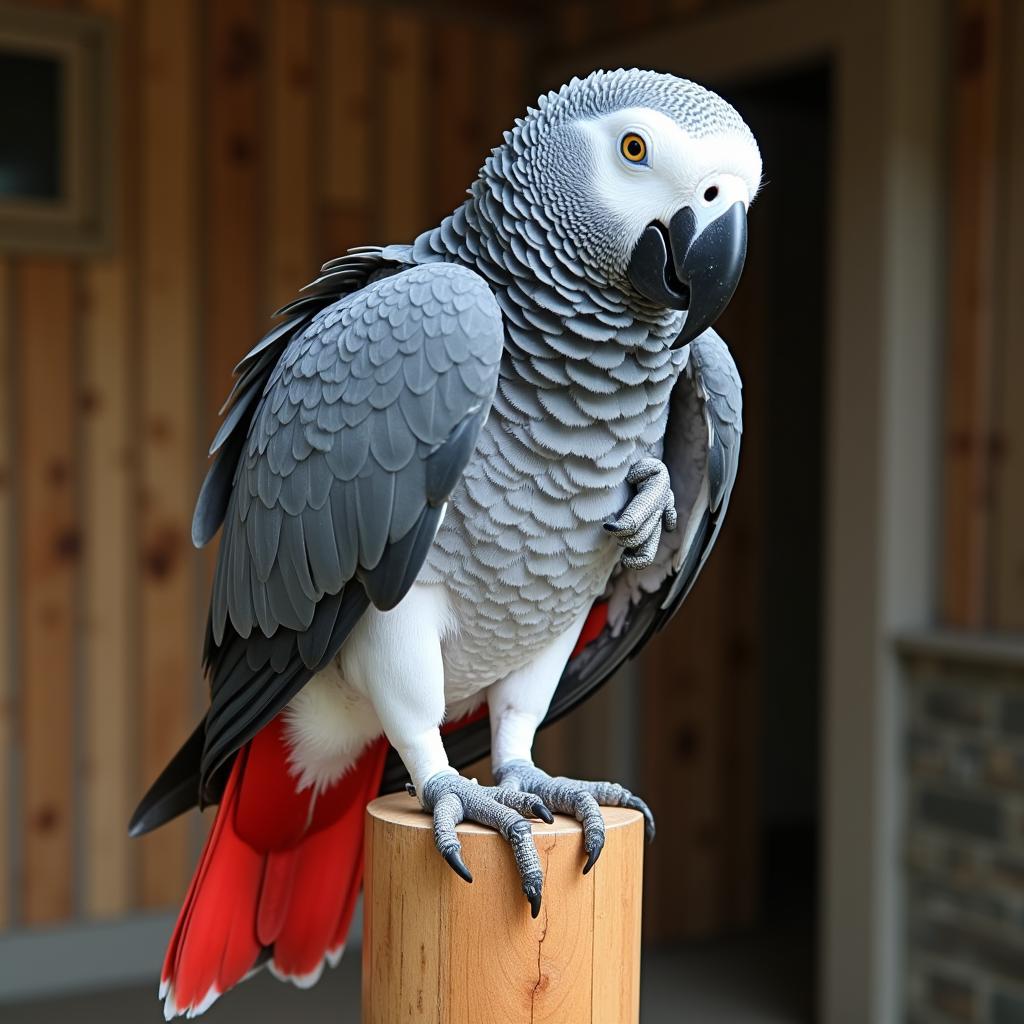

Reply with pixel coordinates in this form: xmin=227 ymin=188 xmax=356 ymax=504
xmin=655 ymin=329 xmax=742 ymax=618
xmin=200 ymin=262 xmax=504 ymax=793
xmin=132 ymin=254 xmax=504 ymax=822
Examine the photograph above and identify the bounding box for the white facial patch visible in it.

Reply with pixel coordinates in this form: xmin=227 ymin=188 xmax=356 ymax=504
xmin=578 ymin=106 xmax=762 ymax=245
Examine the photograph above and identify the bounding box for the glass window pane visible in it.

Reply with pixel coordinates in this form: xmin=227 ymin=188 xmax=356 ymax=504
xmin=0 ymin=52 xmax=63 ymax=201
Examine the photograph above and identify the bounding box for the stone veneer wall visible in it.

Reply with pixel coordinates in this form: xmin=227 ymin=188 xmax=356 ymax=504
xmin=901 ymin=634 xmax=1024 ymax=1023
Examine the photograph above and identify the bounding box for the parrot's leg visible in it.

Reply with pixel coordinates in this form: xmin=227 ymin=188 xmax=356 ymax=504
xmin=603 ymin=456 xmax=677 ymax=569
xmin=487 ymin=611 xmax=655 ymax=875
xmin=348 ymin=585 xmax=552 ymax=917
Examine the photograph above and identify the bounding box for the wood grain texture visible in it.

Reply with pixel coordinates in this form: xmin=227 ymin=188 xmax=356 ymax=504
xmin=206 ymin=0 xmax=265 ymax=417
xmin=138 ymin=0 xmax=199 ymax=909
xmin=203 ymin=0 xmax=266 ymax=613
xmin=363 ymin=794 xmax=642 ymax=1024
xmin=432 ymin=20 xmax=478 ymax=214
xmin=991 ymin=0 xmax=1024 ymax=629
xmin=18 ymin=259 xmax=78 ymax=925
xmin=269 ymin=0 xmax=314 ymax=310
xmin=381 ymin=9 xmax=427 ymax=240
xmin=640 ymin=547 xmax=726 ymax=939
xmin=941 ymin=0 xmax=1003 ymax=626
xmin=80 ymin=0 xmax=137 ymax=920
xmin=557 ymin=0 xmax=592 ymax=49
xmin=324 ymin=1 xmax=370 ymax=209
xmin=0 ymin=259 xmax=11 ymax=929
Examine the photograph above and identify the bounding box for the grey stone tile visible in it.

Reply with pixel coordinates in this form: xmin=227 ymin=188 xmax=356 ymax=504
xmin=918 ymin=790 xmax=1004 ymax=841
xmin=992 ymin=989 xmax=1024 ymax=1024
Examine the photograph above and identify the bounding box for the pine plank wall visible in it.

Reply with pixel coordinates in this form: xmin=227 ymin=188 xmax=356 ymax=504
xmin=0 ymin=0 xmax=534 ymax=933
xmin=2 ymin=0 xmax=1022 ymax=950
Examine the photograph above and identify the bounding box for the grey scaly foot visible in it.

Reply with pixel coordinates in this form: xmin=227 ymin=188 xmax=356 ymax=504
xmin=494 ymin=761 xmax=656 ymax=874
xmin=604 ymin=457 xmax=677 ymax=569
xmin=415 ymin=772 xmax=554 ymax=918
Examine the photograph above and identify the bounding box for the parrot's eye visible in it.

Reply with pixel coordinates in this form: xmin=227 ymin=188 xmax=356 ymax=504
xmin=619 ymin=131 xmax=649 ymax=166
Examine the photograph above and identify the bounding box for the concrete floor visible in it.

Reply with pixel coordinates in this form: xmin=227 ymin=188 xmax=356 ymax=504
xmin=2 ymin=923 xmax=812 ymax=1024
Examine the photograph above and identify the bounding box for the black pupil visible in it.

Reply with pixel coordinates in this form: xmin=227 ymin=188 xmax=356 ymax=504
xmin=627 ymin=138 xmax=642 ymax=157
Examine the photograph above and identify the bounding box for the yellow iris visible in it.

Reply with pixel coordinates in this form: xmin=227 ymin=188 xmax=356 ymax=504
xmin=620 ymin=132 xmax=647 ymax=163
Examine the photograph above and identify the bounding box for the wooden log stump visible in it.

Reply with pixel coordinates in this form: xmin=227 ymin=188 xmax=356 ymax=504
xmin=363 ymin=792 xmax=644 ymax=1024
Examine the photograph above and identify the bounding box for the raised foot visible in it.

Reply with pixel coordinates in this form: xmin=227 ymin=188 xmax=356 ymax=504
xmin=604 ymin=457 xmax=677 ymax=569
xmin=494 ymin=761 xmax=656 ymax=875
xmin=417 ymin=772 xmax=554 ymax=918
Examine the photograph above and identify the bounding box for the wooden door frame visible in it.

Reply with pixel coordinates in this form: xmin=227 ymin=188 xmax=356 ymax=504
xmin=542 ymin=1 xmax=947 ymax=1021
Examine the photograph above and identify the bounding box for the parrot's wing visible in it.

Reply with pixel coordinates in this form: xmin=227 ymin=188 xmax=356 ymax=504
xmin=412 ymin=328 xmax=742 ymax=786
xmin=132 ymin=258 xmax=503 ymax=830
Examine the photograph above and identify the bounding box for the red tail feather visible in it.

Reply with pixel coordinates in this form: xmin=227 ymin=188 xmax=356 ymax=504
xmin=160 ymin=717 xmax=388 ymax=1019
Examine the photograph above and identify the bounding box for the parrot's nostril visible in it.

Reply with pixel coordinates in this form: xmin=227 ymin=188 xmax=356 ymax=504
xmin=703 ymin=185 xmax=719 ymax=203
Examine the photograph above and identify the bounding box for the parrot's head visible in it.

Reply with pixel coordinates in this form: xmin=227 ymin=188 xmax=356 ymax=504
xmin=497 ymin=68 xmax=762 ymax=342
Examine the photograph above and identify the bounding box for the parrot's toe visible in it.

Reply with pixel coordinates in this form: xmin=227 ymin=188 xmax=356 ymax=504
xmin=494 ymin=761 xmax=657 ymax=877
xmin=419 ymin=771 xmax=549 ymax=916
xmin=605 ymin=456 xmax=676 ymax=569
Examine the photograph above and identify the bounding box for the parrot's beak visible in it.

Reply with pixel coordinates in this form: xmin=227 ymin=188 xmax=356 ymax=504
xmin=627 ymin=201 xmax=747 ymax=347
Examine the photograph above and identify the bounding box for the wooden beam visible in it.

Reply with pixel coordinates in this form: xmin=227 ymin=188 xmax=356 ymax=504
xmin=481 ymin=27 xmax=527 ymax=149
xmin=432 ymin=20 xmax=478 ymax=216
xmin=138 ymin=0 xmax=199 ymax=909
xmin=990 ymin=0 xmax=1024 ymax=629
xmin=17 ymin=259 xmax=78 ymax=925
xmin=268 ymin=0 xmax=315 ymax=310
xmin=941 ymin=0 xmax=1004 ymax=626
xmin=320 ymin=1 xmax=371 ymax=261
xmin=79 ymin=0 xmax=138 ymax=921
xmin=381 ymin=9 xmax=427 ymax=240
xmin=205 ymin=0 xmax=265 ymax=414
xmin=323 ymin=1 xmax=370 ymax=209
xmin=0 ymin=258 xmax=11 ymax=928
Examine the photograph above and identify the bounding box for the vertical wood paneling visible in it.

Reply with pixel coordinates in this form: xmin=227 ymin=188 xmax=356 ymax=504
xmin=81 ymin=259 xmax=134 ymax=918
xmin=206 ymin=0 xmax=265 ymax=435
xmin=941 ymin=0 xmax=1003 ymax=626
xmin=991 ymin=0 xmax=1024 ymax=629
xmin=138 ymin=0 xmax=198 ymax=909
xmin=482 ymin=28 xmax=527 ymax=141
xmin=381 ymin=9 xmax=427 ymax=240
xmin=0 ymin=259 xmax=11 ymax=929
xmin=617 ymin=0 xmax=656 ymax=33
xmin=269 ymin=0 xmax=314 ymax=310
xmin=713 ymin=241 xmax=764 ymax=932
xmin=433 ymin=21 xmax=478 ymax=214
xmin=558 ymin=0 xmax=593 ymax=49
xmin=324 ymin=1 xmax=369 ymax=209
xmin=80 ymin=0 xmax=137 ymax=920
xmin=321 ymin=1 xmax=370 ymax=259
xmin=640 ymin=557 xmax=728 ymax=938
xmin=18 ymin=259 xmax=78 ymax=925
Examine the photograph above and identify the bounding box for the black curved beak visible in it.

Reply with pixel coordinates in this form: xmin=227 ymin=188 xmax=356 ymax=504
xmin=626 ymin=200 xmax=747 ymax=347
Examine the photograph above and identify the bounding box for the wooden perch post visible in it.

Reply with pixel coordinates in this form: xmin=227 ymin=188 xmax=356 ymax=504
xmin=363 ymin=793 xmax=644 ymax=1023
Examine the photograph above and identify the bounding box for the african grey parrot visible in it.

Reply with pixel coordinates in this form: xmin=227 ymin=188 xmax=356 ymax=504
xmin=131 ymin=68 xmax=761 ymax=1018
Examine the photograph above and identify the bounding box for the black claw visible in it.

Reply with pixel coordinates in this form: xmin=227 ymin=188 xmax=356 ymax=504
xmin=533 ymin=802 xmax=555 ymax=824
xmin=444 ymin=848 xmax=473 ymax=884
xmin=527 ymin=888 xmax=542 ymax=919
xmin=582 ymin=842 xmax=603 ymax=875
xmin=629 ymin=800 xmax=657 ymax=842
